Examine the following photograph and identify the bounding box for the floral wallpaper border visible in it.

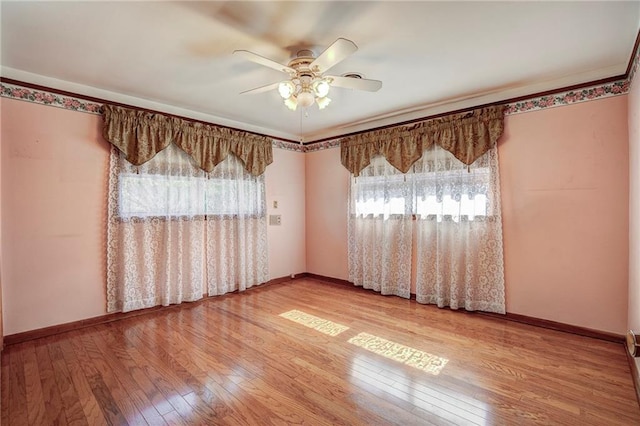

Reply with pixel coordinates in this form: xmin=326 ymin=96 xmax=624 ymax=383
xmin=304 ymin=139 xmax=341 ymax=152
xmin=272 ymin=139 xmax=305 ymax=152
xmin=504 ymin=79 xmax=629 ymax=114
xmin=2 ymin=63 xmax=637 ymax=153
xmin=1 ymin=82 xmax=102 ymax=114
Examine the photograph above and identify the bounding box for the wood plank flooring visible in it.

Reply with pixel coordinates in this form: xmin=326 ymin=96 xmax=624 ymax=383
xmin=2 ymin=278 xmax=639 ymax=425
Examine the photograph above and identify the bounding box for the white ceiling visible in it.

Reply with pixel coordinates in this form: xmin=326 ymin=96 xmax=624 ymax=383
xmin=1 ymin=1 xmax=639 ymax=143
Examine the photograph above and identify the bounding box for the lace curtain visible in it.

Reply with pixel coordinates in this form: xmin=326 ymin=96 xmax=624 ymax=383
xmin=348 ymin=157 xmax=413 ymax=298
xmin=414 ymin=146 xmax=505 ymax=313
xmin=347 ymin=146 xmax=505 ymax=313
xmin=107 ymin=143 xmax=268 ymax=313
xmin=205 ymin=157 xmax=268 ymax=296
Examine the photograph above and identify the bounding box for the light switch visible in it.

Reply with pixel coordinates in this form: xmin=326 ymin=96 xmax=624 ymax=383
xmin=273 ymin=200 xmax=278 ymax=209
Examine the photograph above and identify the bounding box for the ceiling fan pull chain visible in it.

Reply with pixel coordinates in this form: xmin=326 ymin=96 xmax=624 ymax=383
xmin=299 ymin=107 xmax=303 ymax=140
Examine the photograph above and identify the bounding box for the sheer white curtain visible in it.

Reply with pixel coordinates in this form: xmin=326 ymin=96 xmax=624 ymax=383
xmin=107 ymin=144 xmax=268 ymax=313
xmin=414 ymin=146 xmax=505 ymax=313
xmin=205 ymin=156 xmax=268 ymax=296
xmin=347 ymin=147 xmax=505 ymax=313
xmin=348 ymin=156 xmax=413 ymax=298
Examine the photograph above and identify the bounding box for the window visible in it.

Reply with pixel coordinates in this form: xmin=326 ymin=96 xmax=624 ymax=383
xmin=414 ymin=168 xmax=489 ymax=220
xmin=118 ymin=172 xmax=265 ymax=219
xmin=353 ymin=162 xmax=491 ymax=222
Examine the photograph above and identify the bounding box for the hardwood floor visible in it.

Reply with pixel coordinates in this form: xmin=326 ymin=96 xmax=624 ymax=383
xmin=2 ymin=278 xmax=639 ymax=425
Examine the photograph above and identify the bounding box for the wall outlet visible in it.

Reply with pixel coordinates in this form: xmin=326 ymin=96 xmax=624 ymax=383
xmin=269 ymin=215 xmax=281 ymax=226
xmin=273 ymin=200 xmax=278 ymax=209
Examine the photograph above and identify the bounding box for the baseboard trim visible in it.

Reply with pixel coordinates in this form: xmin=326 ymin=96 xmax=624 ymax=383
xmin=626 ymin=343 xmax=640 ymax=407
xmin=3 ymin=275 xmax=295 ymax=346
xmin=4 ymin=273 xmax=626 ymax=346
xmin=304 ymin=273 xmax=625 ymax=343
xmin=480 ymin=312 xmax=624 ymax=343
xmin=304 ymin=272 xmax=351 ymax=287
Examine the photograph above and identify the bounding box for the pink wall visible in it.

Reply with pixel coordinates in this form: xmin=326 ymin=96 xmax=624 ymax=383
xmin=305 ymin=148 xmax=349 ymax=280
xmin=629 ymin=73 xmax=640 ymax=333
xmin=305 ymin=96 xmax=630 ymax=334
xmin=1 ymin=98 xmax=307 ymax=335
xmin=265 ymin=148 xmax=307 ymax=279
xmin=501 ymin=96 xmax=629 ymax=334
xmin=2 ymin=99 xmax=110 ymax=335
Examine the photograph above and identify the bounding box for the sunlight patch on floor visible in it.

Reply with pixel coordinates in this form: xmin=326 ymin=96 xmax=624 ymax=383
xmin=350 ymin=355 xmax=488 ymax=425
xmin=279 ymin=310 xmax=350 ymax=336
xmin=348 ymin=332 xmax=448 ymax=375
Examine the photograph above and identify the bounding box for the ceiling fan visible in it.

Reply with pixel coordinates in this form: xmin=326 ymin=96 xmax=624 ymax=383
xmin=233 ymin=38 xmax=382 ymax=111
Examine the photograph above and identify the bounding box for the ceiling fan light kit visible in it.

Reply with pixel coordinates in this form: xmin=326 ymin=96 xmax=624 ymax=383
xmin=278 ymin=76 xmax=332 ymax=110
xmin=234 ymin=38 xmax=382 ymax=111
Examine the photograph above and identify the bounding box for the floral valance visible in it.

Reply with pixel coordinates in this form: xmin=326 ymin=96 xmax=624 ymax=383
xmin=102 ymin=105 xmax=273 ymax=176
xmin=341 ymin=105 xmax=505 ymax=176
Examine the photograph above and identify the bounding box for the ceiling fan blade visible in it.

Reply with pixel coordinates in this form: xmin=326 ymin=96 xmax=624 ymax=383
xmin=233 ymin=50 xmax=295 ymax=74
xmin=240 ymin=81 xmax=281 ymax=95
xmin=310 ymin=38 xmax=358 ymax=73
xmin=327 ymin=75 xmax=382 ymax=92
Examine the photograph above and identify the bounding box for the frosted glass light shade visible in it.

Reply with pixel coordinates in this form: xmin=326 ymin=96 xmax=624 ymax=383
xmin=313 ymin=80 xmax=330 ymax=98
xmin=278 ymin=81 xmax=295 ymax=99
xmin=297 ymin=90 xmax=315 ymax=108
xmin=316 ymin=96 xmax=331 ymax=110
xmin=284 ymin=96 xmax=298 ymax=110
